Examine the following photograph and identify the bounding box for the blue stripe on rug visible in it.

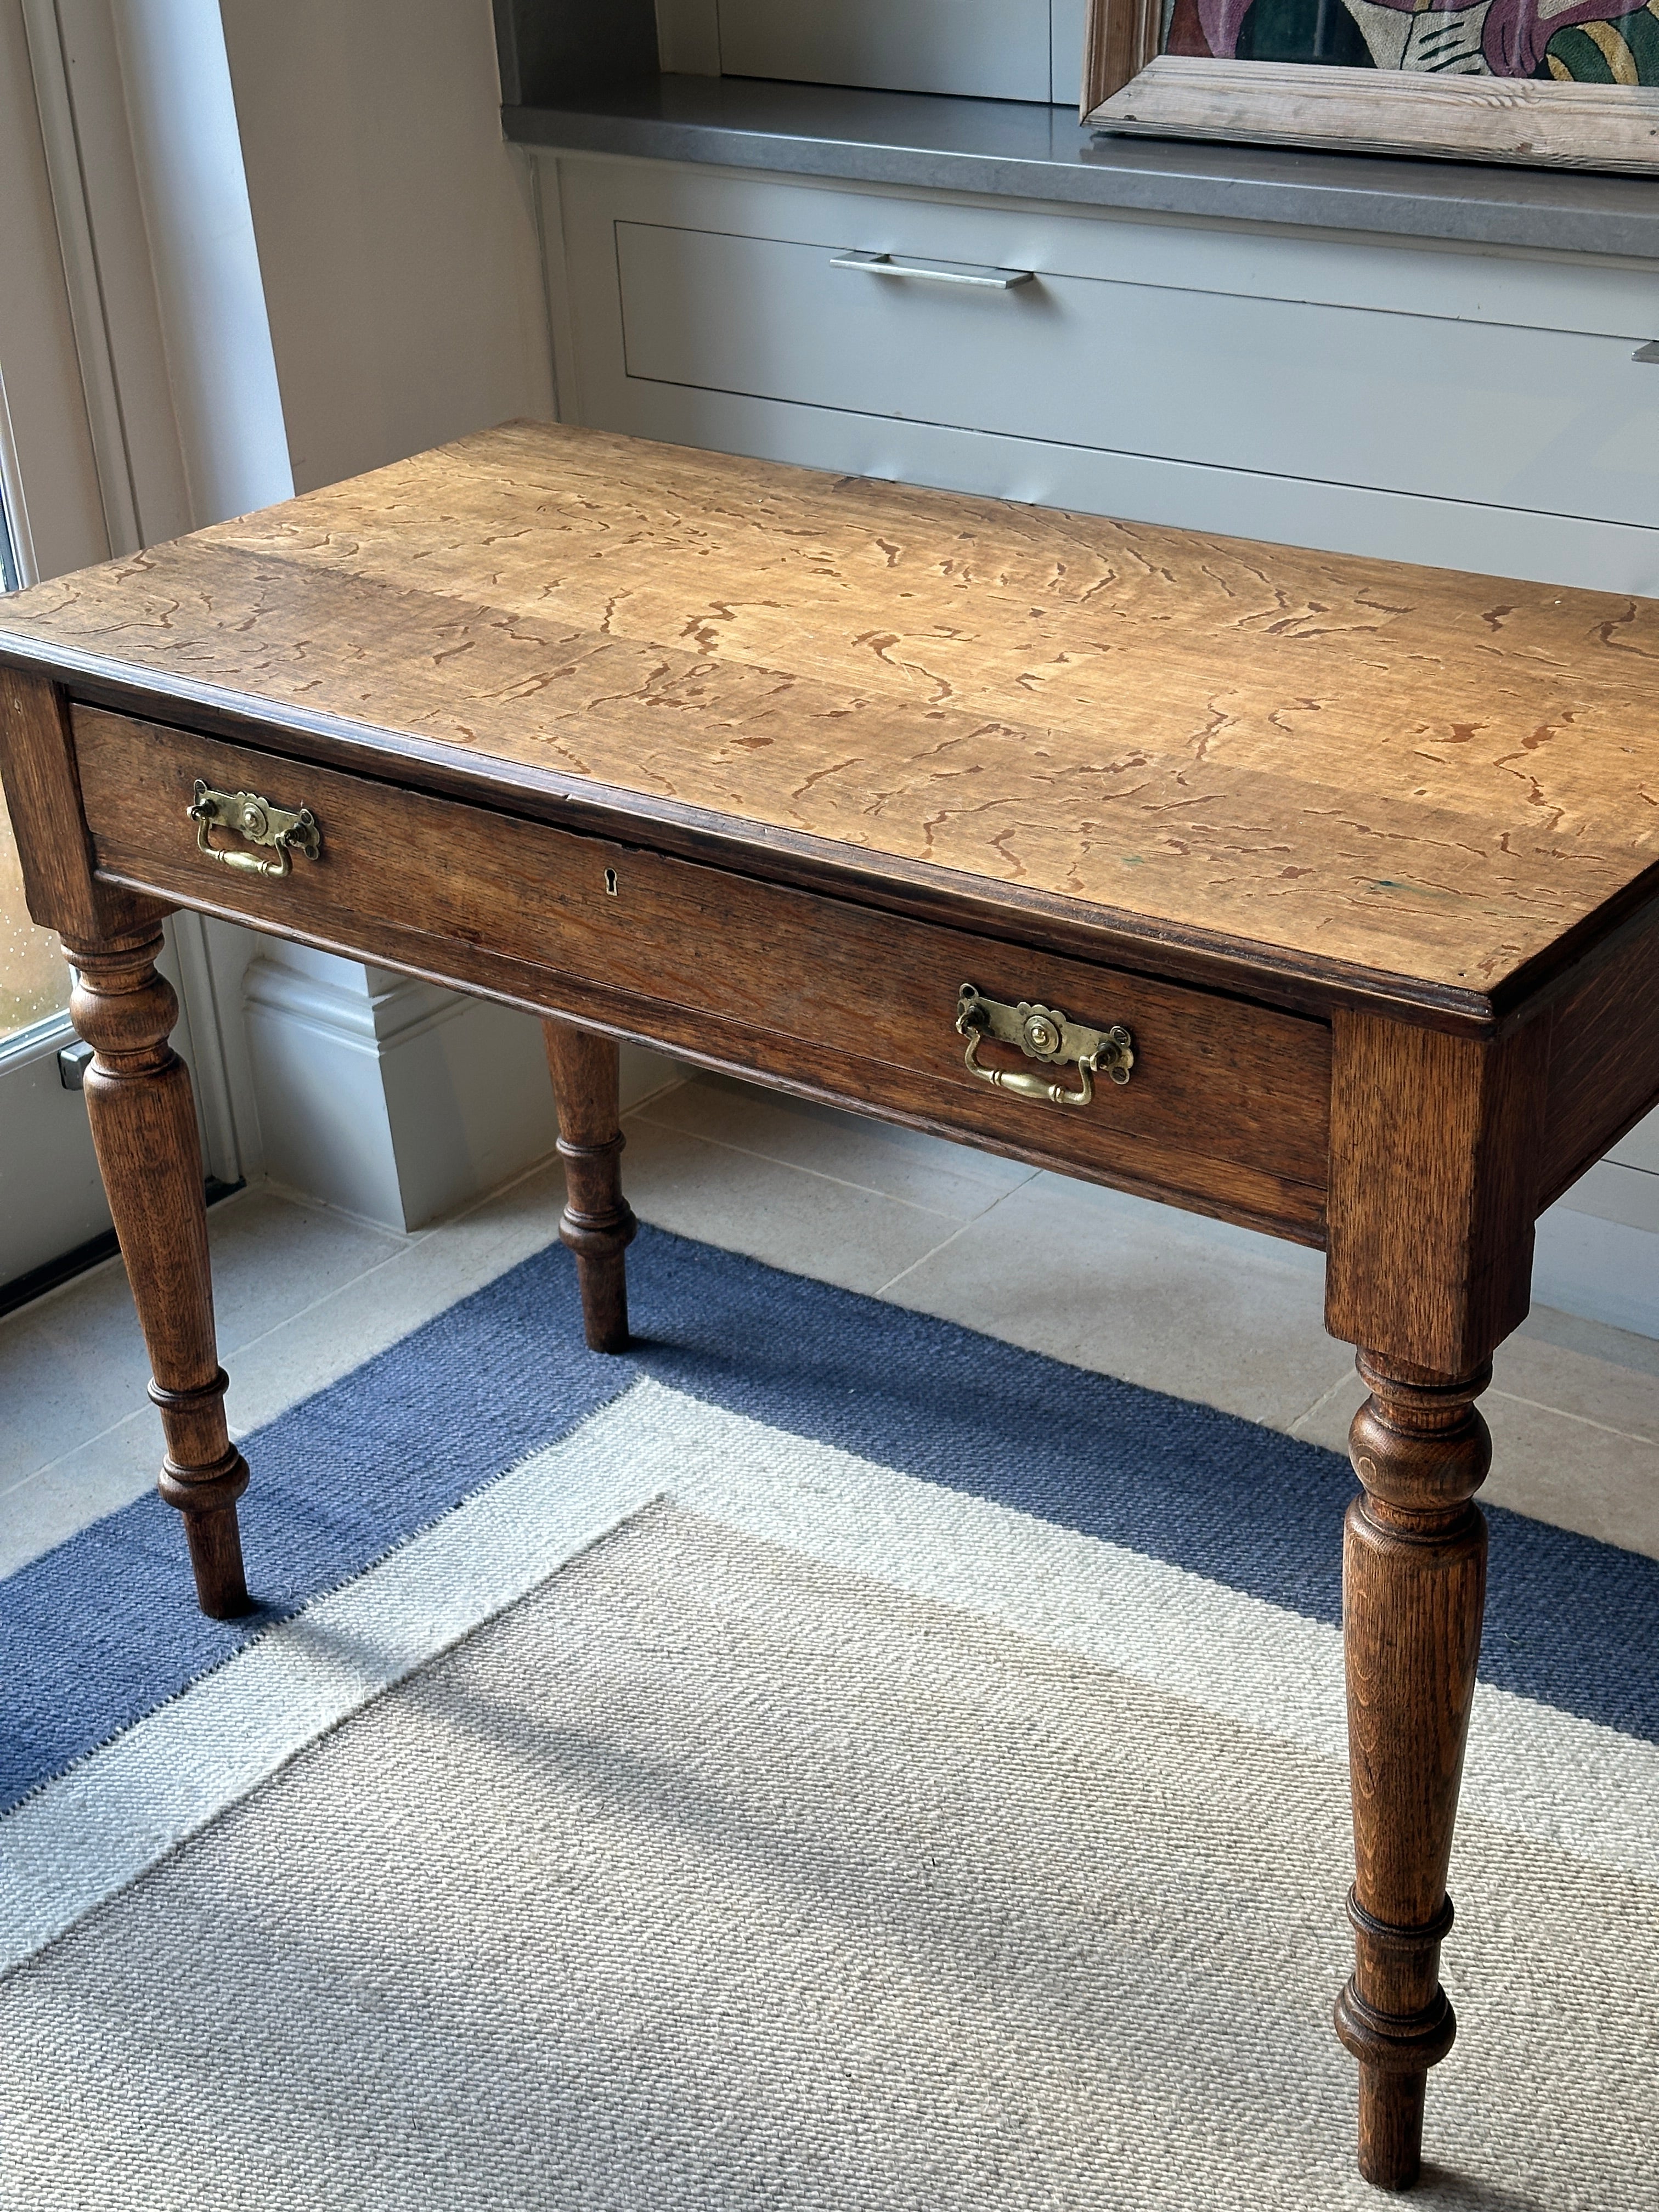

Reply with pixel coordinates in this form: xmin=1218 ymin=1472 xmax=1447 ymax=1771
xmin=4 ymin=1223 xmax=1656 ymax=1816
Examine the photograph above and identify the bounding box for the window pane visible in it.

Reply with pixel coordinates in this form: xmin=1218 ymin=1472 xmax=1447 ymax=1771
xmin=2 ymin=805 xmax=69 ymax=1041
xmin=0 ymin=495 xmax=71 ymax=1042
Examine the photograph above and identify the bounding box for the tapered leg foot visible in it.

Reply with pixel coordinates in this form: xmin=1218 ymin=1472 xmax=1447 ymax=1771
xmin=68 ymin=927 xmax=251 ymax=1617
xmin=1335 ymin=1352 xmax=1489 ymax=2190
xmin=152 ymin=1374 xmax=250 ymax=1618
xmin=543 ymin=1019 xmax=636 ymax=1353
xmin=1354 ymin=2067 xmax=1429 ymax=2195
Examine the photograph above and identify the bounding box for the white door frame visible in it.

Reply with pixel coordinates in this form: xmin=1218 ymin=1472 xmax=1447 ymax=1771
xmin=0 ymin=2 xmax=108 ymax=580
xmin=0 ymin=0 xmax=245 ymax=1293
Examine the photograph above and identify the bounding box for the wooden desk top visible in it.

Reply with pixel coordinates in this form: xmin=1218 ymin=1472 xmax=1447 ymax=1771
xmin=2 ymin=419 xmax=1655 ymax=1022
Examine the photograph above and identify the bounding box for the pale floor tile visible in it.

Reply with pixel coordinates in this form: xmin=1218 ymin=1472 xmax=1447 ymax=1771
xmin=878 ymin=1167 xmax=1356 ymax=1434
xmin=0 ymin=1189 xmax=403 ymax=1502
xmin=645 ymin=1078 xmax=1659 ymax=1558
xmin=619 ymin=1116 xmax=966 ymax=1295
xmin=1287 ymin=1368 xmax=1368 ymax=1457
xmin=0 ymin=1161 xmax=572 ymax=1579
xmin=634 ymin=1073 xmax=1037 ymax=1221
xmin=218 ymin=1159 xmax=571 ymax=1436
xmin=3 ymin=1094 xmax=972 ymax=1573
xmin=0 ymin=1189 xmax=408 ymax=1576
xmin=1490 ymin=1313 xmax=1659 ymax=1558
xmin=1481 ymin=1392 xmax=1659 ymax=1559
xmin=1497 ymin=1306 xmax=1659 ymax=1444
xmin=0 ymin=1427 xmax=179 ymax=1579
xmin=1516 ymin=1300 xmax=1659 ymax=1379
xmin=204 ymin=1192 xmax=409 ymax=1359
xmin=1 ymin=1270 xmax=165 ymax=1509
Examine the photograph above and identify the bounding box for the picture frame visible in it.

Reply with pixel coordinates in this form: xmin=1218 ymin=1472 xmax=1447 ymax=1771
xmin=1081 ymin=0 xmax=1659 ymax=171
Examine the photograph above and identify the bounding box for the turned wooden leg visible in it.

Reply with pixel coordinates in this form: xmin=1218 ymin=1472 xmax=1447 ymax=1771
xmin=1334 ymin=1352 xmax=1491 ymax=2191
xmin=67 ymin=926 xmax=250 ymax=1618
xmin=543 ymin=1019 xmax=636 ymax=1353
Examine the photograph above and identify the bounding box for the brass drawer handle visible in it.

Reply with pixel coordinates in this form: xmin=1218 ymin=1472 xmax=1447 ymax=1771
xmin=188 ymin=780 xmax=321 ymax=879
xmin=955 ymin=983 xmax=1133 ymax=1109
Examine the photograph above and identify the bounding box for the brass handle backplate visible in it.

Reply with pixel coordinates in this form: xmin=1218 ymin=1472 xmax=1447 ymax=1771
xmin=955 ymin=983 xmax=1133 ymax=1109
xmin=188 ymin=781 xmax=321 ymax=879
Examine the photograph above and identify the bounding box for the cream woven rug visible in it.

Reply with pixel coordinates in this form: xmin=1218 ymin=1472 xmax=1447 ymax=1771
xmin=2 ymin=1377 xmax=1653 ymax=2209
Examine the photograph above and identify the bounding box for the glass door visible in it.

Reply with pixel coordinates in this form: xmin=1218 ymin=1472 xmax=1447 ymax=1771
xmin=0 ymin=6 xmax=159 ymax=1302
xmin=0 ymin=459 xmax=117 ymax=1304
xmin=0 ymin=1 xmax=249 ymax=1311
xmin=1 ymin=483 xmax=73 ymax=1046
xmin=0 ymin=3 xmax=243 ymax=1308
xmin=0 ymin=825 xmax=67 ymax=1038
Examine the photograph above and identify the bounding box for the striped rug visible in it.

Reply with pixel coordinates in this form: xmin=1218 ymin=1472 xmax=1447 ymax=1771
xmin=1 ymin=1227 xmax=1654 ymax=2208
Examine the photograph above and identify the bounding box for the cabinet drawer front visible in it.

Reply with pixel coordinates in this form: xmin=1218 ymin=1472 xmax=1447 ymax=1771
xmin=74 ymin=706 xmax=1330 ymax=1240
xmin=616 ymin=216 xmax=1655 ymax=529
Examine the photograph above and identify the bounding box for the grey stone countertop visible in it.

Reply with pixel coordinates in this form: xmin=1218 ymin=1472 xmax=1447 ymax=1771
xmin=505 ymin=74 xmax=1659 ymax=259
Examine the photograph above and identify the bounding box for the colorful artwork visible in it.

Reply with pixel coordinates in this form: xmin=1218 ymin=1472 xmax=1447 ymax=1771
xmin=1164 ymin=0 xmax=1659 ymax=82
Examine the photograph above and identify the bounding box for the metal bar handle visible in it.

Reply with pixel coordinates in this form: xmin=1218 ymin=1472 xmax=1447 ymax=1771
xmin=831 ymin=249 xmax=1034 ymax=292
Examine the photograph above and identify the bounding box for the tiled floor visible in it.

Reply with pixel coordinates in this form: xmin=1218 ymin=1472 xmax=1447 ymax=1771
xmin=5 ymin=1067 xmax=1659 ymax=1579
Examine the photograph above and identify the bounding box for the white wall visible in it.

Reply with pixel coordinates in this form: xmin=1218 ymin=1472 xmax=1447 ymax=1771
xmin=0 ymin=0 xmax=109 ymax=580
xmin=218 ymin=0 xmax=554 ymax=494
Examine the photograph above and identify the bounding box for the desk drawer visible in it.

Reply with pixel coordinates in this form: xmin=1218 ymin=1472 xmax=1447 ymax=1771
xmin=616 ymin=216 xmax=1654 ymax=528
xmin=74 ymin=707 xmax=1331 ymax=1240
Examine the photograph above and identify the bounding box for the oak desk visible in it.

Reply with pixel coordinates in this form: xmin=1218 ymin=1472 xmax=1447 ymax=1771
xmin=3 ymin=423 xmax=1656 ymax=2192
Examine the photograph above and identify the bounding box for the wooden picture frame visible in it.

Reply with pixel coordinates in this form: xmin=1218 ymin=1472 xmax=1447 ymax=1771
xmin=1081 ymin=0 xmax=1659 ymax=171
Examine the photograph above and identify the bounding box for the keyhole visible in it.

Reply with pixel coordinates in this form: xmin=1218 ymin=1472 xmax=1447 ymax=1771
xmin=603 ymin=867 xmax=618 ymax=896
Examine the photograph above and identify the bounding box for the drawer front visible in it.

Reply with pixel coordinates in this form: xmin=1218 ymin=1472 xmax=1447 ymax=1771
xmin=74 ymin=707 xmax=1331 ymax=1240
xmin=615 ymin=216 xmax=1654 ymax=528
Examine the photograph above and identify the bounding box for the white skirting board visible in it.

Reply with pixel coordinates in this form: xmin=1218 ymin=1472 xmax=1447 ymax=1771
xmin=1536 ymin=1129 xmax=1659 ymax=1339
xmin=242 ymin=946 xmax=560 ymax=1232
xmin=1534 ymin=1196 xmax=1659 ymax=1345
xmin=231 ymin=936 xmax=675 ymax=1234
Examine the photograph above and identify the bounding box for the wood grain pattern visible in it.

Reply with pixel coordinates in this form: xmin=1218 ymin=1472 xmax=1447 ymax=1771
xmin=2 ymin=423 xmax=1657 ymax=1014
xmin=1325 ymin=1011 xmax=1547 ymax=1371
xmin=544 ymin=1019 xmax=636 ymax=1352
xmin=72 ymin=706 xmax=1332 ymax=1242
xmin=66 ymin=926 xmax=250 ymax=1618
xmin=1335 ymin=1355 xmax=1491 ymax=2192
xmin=1538 ymin=899 xmax=1659 ymax=1211
xmin=541 ymin=966 xmax=1327 ymax=1243
xmin=1081 ymin=0 xmax=1160 ymax=113
xmin=0 ymin=668 xmax=161 ymax=943
xmin=1087 ymin=57 xmax=1659 ymax=174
